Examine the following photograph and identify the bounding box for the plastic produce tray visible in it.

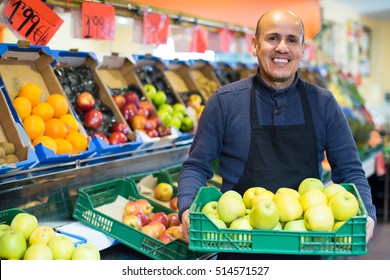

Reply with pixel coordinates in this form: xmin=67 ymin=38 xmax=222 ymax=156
xmin=0 ymin=208 xmax=25 ymax=225
xmin=189 ymin=184 xmax=367 ymax=256
xmin=72 ymin=178 xmax=204 ymax=260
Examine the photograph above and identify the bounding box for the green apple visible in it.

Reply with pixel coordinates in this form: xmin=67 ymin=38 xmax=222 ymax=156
xmin=143 ymin=84 xmax=157 ymax=99
xmin=172 ymin=103 xmax=187 ymax=115
xmin=158 ymin=103 xmax=174 ymax=114
xmin=242 ymin=187 xmax=266 ymax=209
xmin=29 ymin=225 xmax=55 ymax=245
xmin=332 ymin=220 xmax=346 ymax=231
xmin=180 ymin=116 xmax=194 ymax=132
xmin=251 ymin=190 xmax=275 ymax=208
xmin=275 ymin=187 xmax=300 ymax=198
xmin=222 ymin=190 xmax=243 ymax=200
xmin=158 ymin=110 xmax=172 ymax=127
xmin=170 ymin=116 xmax=182 ymax=130
xmin=323 ymin=183 xmax=347 ymax=201
xmin=283 ymin=219 xmax=308 ymax=231
xmin=48 ymin=235 xmax=74 ymax=260
xmin=304 ymin=204 xmax=334 ymax=231
xmin=274 ymin=192 xmax=303 ymax=223
xmin=217 ymin=195 xmax=246 ymax=224
xmin=171 ymin=110 xmax=184 ymax=121
xmin=328 ymin=191 xmax=359 ymax=221
xmin=152 ymin=90 xmax=167 ymax=107
xmin=10 ymin=212 xmax=38 ymax=240
xmin=298 ymin=178 xmax=324 ymax=195
xmin=201 ymin=201 xmax=219 ymax=219
xmin=209 ymin=216 xmax=227 ymax=228
xmin=272 ymin=222 xmax=283 ymax=230
xmin=229 ymin=215 xmax=253 ymax=230
xmin=0 ymin=229 xmax=27 ymax=259
xmin=71 ymin=243 xmax=100 ymax=260
xmin=23 ymin=243 xmax=53 ymax=260
xmin=299 ymin=189 xmax=328 ymax=212
xmin=0 ymin=224 xmax=11 ymax=238
xmin=249 ymin=199 xmax=279 ymax=229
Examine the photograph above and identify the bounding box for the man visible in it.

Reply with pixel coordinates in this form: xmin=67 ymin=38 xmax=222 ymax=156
xmin=177 ymin=9 xmax=375 ymax=258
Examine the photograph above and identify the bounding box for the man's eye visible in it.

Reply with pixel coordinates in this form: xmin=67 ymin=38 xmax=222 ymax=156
xmin=268 ymin=36 xmax=278 ymax=41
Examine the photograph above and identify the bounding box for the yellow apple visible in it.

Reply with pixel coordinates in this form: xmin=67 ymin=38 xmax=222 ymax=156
xmin=71 ymin=243 xmax=100 ymax=260
xmin=249 ymin=199 xmax=279 ymax=229
xmin=284 ymin=219 xmax=308 ymax=231
xmin=323 ymin=183 xmax=347 ymax=201
xmin=304 ymin=204 xmax=334 ymax=231
xmin=328 ymin=191 xmax=359 ymax=221
xmin=29 ymin=225 xmax=55 ymax=245
xmin=251 ymin=190 xmax=275 ymax=208
xmin=10 ymin=212 xmax=38 ymax=240
xmin=242 ymin=187 xmax=266 ymax=209
xmin=298 ymin=178 xmax=324 ymax=195
xmin=229 ymin=215 xmax=253 ymax=230
xmin=299 ymin=189 xmax=328 ymax=212
xmin=272 ymin=222 xmax=283 ymax=230
xmin=23 ymin=243 xmax=53 ymax=260
xmin=154 ymin=182 xmax=173 ymax=201
xmin=276 ymin=187 xmax=300 ymax=198
xmin=217 ymin=193 xmax=246 ymax=224
xmin=274 ymin=192 xmax=303 ymax=223
xmin=48 ymin=235 xmax=74 ymax=260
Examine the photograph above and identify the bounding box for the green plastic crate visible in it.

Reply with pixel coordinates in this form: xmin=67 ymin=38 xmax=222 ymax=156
xmin=189 ymin=184 xmax=367 ymax=256
xmin=72 ymin=178 xmax=204 ymax=260
xmin=0 ymin=208 xmax=26 ymax=225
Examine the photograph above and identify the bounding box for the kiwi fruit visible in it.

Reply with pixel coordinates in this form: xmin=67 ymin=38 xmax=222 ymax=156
xmin=0 ymin=147 xmax=5 ymax=159
xmin=0 ymin=142 xmax=15 ymax=155
xmin=5 ymin=154 xmax=19 ymax=164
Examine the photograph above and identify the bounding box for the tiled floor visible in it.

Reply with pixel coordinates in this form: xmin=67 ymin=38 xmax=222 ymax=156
xmin=347 ymin=222 xmax=390 ymax=260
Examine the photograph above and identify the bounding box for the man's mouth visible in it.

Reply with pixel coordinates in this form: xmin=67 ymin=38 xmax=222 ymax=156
xmin=272 ymin=58 xmax=289 ymax=64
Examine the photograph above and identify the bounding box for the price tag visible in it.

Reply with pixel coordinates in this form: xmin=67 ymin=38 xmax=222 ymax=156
xmin=142 ymin=12 xmax=170 ymax=44
xmin=82 ymin=1 xmax=115 ymax=40
xmin=190 ymin=26 xmax=208 ymax=53
xmin=3 ymin=0 xmax=64 ymax=45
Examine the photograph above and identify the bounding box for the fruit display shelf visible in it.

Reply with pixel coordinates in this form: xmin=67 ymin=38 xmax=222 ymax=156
xmin=188 ymin=184 xmax=367 ymax=256
xmin=72 ymin=178 xmax=206 ymax=260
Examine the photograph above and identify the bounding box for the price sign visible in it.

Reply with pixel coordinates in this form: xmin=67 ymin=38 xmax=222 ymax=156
xmin=82 ymin=1 xmax=115 ymax=40
xmin=3 ymin=0 xmax=64 ymax=45
xmin=190 ymin=26 xmax=208 ymax=53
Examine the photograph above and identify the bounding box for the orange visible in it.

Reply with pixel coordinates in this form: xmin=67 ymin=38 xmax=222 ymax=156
xmin=23 ymin=115 xmax=45 ymax=141
xmin=44 ymin=118 xmax=68 ymax=139
xmin=54 ymin=138 xmax=73 ymax=154
xmin=59 ymin=114 xmax=79 ymax=133
xmin=12 ymin=96 xmax=32 ymax=121
xmin=32 ymin=102 xmax=54 ymax=121
xmin=45 ymin=94 xmax=69 ymax=118
xmin=66 ymin=132 xmax=88 ymax=153
xmin=33 ymin=135 xmax=57 ymax=154
xmin=18 ymin=82 xmax=42 ymax=107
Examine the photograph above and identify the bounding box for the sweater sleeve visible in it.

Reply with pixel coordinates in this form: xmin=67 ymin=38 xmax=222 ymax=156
xmin=325 ymin=98 xmax=377 ymax=223
xmin=177 ymin=93 xmax=225 ymax=220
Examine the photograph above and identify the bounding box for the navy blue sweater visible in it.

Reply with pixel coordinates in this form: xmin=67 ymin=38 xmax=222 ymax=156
xmin=178 ymin=73 xmax=376 ymax=222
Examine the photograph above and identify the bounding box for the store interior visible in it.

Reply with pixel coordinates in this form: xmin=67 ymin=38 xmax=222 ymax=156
xmin=0 ymin=0 xmax=389 ymax=260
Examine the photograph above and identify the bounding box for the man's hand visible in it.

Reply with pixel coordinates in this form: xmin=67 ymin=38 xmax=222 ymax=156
xmin=366 ymin=216 xmax=374 ymax=243
xmin=181 ymin=209 xmax=190 ymax=243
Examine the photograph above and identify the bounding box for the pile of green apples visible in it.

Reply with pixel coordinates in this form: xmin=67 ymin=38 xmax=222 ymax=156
xmin=0 ymin=212 xmax=100 ymax=260
xmin=143 ymin=84 xmax=194 ymax=133
xmin=201 ymin=178 xmax=360 ymax=233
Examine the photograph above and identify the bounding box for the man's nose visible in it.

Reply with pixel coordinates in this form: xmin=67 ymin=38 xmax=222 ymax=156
xmin=275 ymin=40 xmax=288 ymax=52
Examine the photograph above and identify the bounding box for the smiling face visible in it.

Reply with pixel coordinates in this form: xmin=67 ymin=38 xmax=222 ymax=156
xmin=252 ymin=10 xmax=305 ymax=89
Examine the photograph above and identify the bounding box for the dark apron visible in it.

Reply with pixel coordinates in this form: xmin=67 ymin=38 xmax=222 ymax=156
xmin=218 ymin=76 xmax=320 ymax=260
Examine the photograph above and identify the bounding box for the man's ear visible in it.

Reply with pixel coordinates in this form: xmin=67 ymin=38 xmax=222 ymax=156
xmin=251 ymin=36 xmax=257 ymax=56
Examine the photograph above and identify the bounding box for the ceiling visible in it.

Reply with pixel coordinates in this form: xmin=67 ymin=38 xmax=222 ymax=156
xmin=327 ymin=0 xmax=390 ymax=20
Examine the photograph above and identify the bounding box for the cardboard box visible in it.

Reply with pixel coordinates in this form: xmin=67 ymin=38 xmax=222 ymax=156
xmin=0 ymin=42 xmax=96 ymax=165
xmin=0 ymin=89 xmax=38 ymax=174
xmin=52 ymin=50 xmax=143 ymax=156
xmin=190 ymin=60 xmax=220 ymax=100
xmin=96 ymin=53 xmax=178 ymax=149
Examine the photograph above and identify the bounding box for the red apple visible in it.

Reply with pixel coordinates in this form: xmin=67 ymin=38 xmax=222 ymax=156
xmin=157 ymin=125 xmax=171 ymax=137
xmin=76 ymin=92 xmax=95 ymax=112
xmin=122 ymin=214 xmax=142 ymax=230
xmin=135 ymin=199 xmax=153 ymax=215
xmin=167 ymin=212 xmax=181 ymax=227
xmin=111 ymin=121 xmax=130 ymax=135
xmin=134 ymin=210 xmax=149 ymax=226
xmin=138 ymin=107 xmax=150 ymax=119
xmin=124 ymin=91 xmax=140 ymax=108
xmin=164 ymin=225 xmax=183 ymax=239
xmin=109 ymin=131 xmax=127 ymax=145
xmin=149 ymin=212 xmax=169 ymax=228
xmin=169 ymin=197 xmax=178 ymax=211
xmin=140 ymin=225 xmax=159 ymax=239
xmin=113 ymin=95 xmax=126 ymax=110
xmin=140 ymin=101 xmax=154 ymax=114
xmin=158 ymin=233 xmax=175 ymax=244
xmin=144 ymin=119 xmax=157 ymax=131
xmin=124 ymin=201 xmax=141 ymax=216
xmin=149 ymin=113 xmax=162 ymax=127
xmin=90 ymin=131 xmax=109 ymax=144
xmin=147 ymin=221 xmax=166 ymax=238
xmin=146 ymin=129 xmax=159 ymax=138
xmin=121 ymin=103 xmax=138 ymax=123
xmin=84 ymin=109 xmax=103 ymax=129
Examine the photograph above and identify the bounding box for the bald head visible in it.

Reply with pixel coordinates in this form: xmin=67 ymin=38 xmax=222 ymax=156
xmin=255 ymin=9 xmax=305 ymax=44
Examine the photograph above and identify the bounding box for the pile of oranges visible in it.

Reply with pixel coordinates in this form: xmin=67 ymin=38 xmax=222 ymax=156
xmin=12 ymin=83 xmax=88 ymax=155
